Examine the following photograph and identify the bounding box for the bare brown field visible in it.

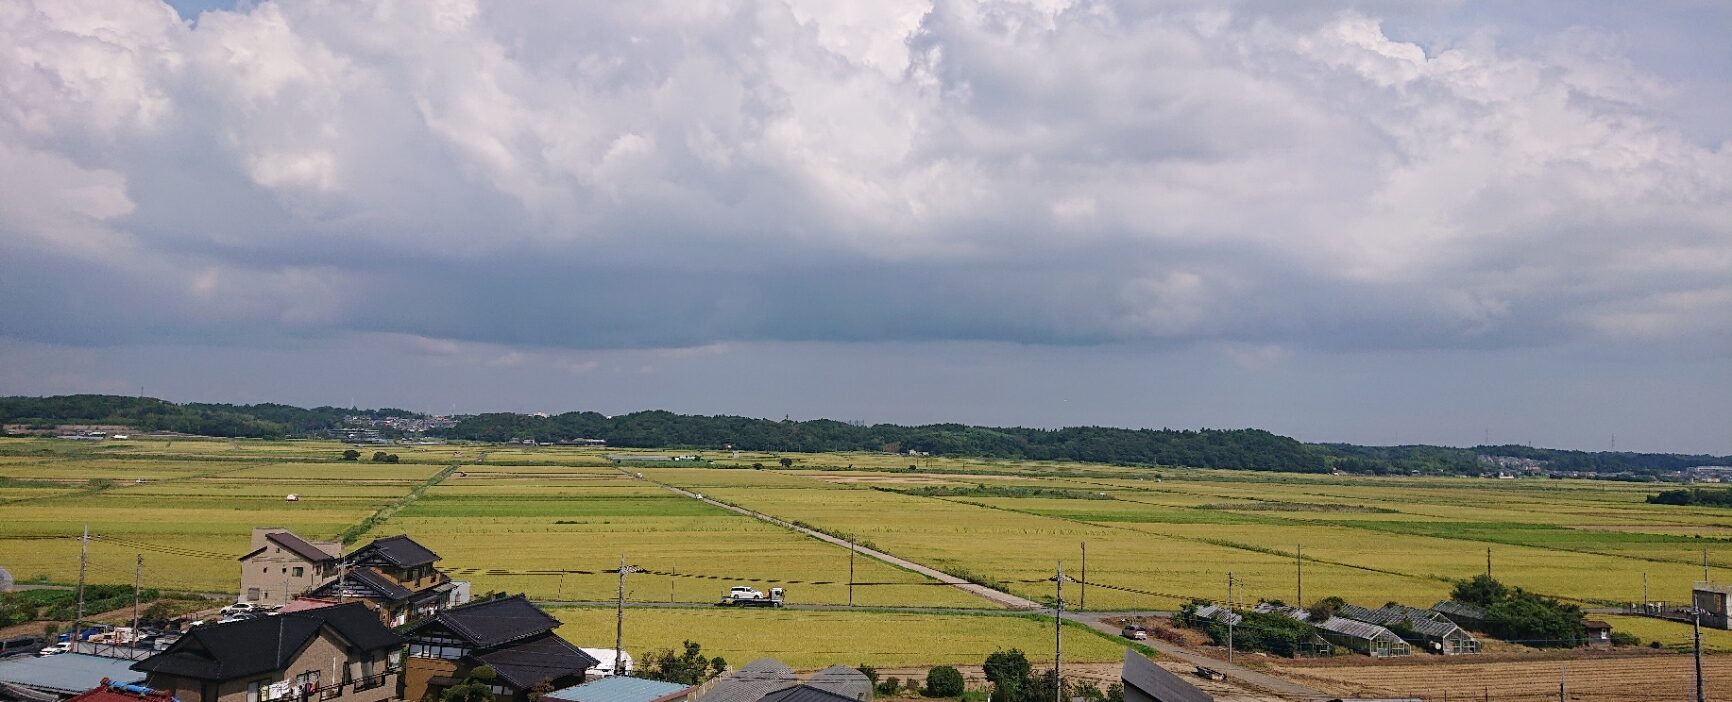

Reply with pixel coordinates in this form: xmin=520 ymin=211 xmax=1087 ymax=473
xmin=1270 ymin=651 xmax=1727 ymax=701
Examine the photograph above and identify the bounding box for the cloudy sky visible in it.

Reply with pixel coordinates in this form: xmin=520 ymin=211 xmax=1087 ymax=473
xmin=2 ymin=0 xmax=1728 ymax=453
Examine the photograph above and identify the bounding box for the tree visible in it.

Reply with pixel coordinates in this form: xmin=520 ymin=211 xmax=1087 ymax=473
xmin=385 ymin=453 xmax=401 ymax=463
xmin=1452 ymin=574 xmax=1509 ymax=607
xmin=638 ymin=641 xmax=725 ymax=685
xmin=923 ymin=666 xmax=964 ymax=697
xmin=1105 ymin=683 xmax=1124 ymax=702
xmin=778 ymin=457 xmax=793 ymax=468
xmin=983 ymin=649 xmax=1032 ymax=702
xmin=857 ymin=666 xmax=879 ymax=687
xmin=342 ymin=449 xmax=360 ymax=461
xmin=372 ymin=451 xmax=389 ymax=462
xmin=876 ymin=678 xmax=902 ymax=697
xmin=439 ymin=666 xmax=498 ymax=702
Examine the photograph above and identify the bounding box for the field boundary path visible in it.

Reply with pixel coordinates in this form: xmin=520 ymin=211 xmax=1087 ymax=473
xmin=635 ymin=473 xmax=1328 ymax=700
xmin=643 ymin=478 xmax=1039 ymax=610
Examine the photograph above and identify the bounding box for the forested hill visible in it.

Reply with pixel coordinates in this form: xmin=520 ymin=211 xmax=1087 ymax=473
xmin=3 ymin=395 xmax=1725 ymax=477
xmin=0 ymin=394 xmax=419 ymax=438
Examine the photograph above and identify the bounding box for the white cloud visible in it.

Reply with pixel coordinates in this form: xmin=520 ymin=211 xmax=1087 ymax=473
xmin=0 ymin=0 xmax=1725 ymax=355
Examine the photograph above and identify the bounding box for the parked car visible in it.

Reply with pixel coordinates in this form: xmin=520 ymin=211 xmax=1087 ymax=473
xmin=220 ymin=602 xmax=258 ymax=615
xmin=1121 ymin=624 xmax=1149 ymax=640
xmin=37 ymin=643 xmax=69 ymax=657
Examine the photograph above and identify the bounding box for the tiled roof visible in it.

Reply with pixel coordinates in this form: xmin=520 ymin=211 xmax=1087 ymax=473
xmin=546 ymin=676 xmax=693 ymax=702
xmin=467 ymin=634 xmax=597 ymax=690
xmin=409 ymin=594 xmax=560 ymax=648
xmin=353 ymin=535 xmax=439 ymax=568
xmin=266 ymin=532 xmax=338 ymax=564
xmin=805 ymin=666 xmax=869 ymax=702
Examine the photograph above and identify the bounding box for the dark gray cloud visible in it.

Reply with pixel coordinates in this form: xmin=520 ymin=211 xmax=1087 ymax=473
xmin=2 ymin=0 xmax=1728 ymax=450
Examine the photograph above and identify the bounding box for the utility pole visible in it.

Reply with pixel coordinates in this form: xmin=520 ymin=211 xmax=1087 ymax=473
xmin=1296 ymin=544 xmax=1303 ymax=606
xmin=849 ymin=541 xmax=856 ymax=608
xmin=1558 ymin=666 xmax=1565 ymax=702
xmin=1696 ymin=607 xmax=1706 ymax=702
xmin=1487 ymin=547 xmax=1493 ymax=579
xmin=1052 ymin=562 xmax=1064 ymax=702
xmin=1642 ymin=572 xmax=1648 ymax=610
xmin=1705 ymin=547 xmax=1712 ymax=583
xmin=670 ymin=560 xmax=676 ymax=604
xmin=131 ymin=554 xmax=143 ymax=641
xmin=73 ymin=525 xmax=88 ymax=652
xmin=1080 ymin=542 xmax=1086 ymax=611
xmin=615 ymin=557 xmax=639 ymax=676
xmin=1226 ymin=572 xmax=1235 ymax=664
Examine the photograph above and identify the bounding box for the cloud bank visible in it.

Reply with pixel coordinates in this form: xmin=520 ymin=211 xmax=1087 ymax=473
xmin=2 ymin=0 xmax=1728 ymax=358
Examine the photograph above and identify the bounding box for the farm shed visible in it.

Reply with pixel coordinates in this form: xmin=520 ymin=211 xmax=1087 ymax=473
xmin=1120 ymin=650 xmax=1211 ymax=702
xmin=1190 ymin=604 xmax=1241 ymax=626
xmin=691 ymin=660 xmax=796 ymax=702
xmin=1693 ymin=583 xmax=1732 ymax=629
xmin=804 ymin=666 xmax=871 ymax=702
xmin=1310 ymin=617 xmax=1412 ymax=658
xmin=1584 ymin=620 xmax=1613 ymax=648
xmin=1430 ymin=600 xmax=1490 ymax=631
xmin=1337 ymin=604 xmax=1479 ymax=655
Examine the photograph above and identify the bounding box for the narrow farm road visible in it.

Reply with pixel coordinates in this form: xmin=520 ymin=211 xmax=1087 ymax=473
xmin=636 ymin=473 xmax=1329 ymax=700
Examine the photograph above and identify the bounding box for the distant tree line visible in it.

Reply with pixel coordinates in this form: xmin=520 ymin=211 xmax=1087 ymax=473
xmin=1648 ymin=487 xmax=1732 ymax=507
xmin=4 ymin=395 xmax=1723 ymax=477
xmin=445 ymin=410 xmax=1325 ymax=471
xmin=0 ymin=394 xmax=422 ymax=439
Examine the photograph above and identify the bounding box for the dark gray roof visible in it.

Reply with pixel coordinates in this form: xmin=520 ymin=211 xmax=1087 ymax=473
xmin=409 ymin=594 xmax=560 ymax=648
xmin=308 ymin=567 xmax=414 ymax=603
xmin=759 ymin=686 xmax=857 ymax=702
xmin=354 ymin=535 xmax=439 ymax=568
xmin=695 ymin=659 xmax=796 ymax=702
xmin=268 ymin=532 xmax=337 ymax=563
xmin=133 ymin=603 xmax=402 ymax=681
xmin=1120 ymin=650 xmax=1210 ymax=702
xmin=1312 ymin=617 xmax=1405 ymax=643
xmin=1337 ymin=605 xmax=1468 ymax=641
xmin=468 ymin=634 xmax=597 ymax=690
xmin=805 ymin=666 xmax=869 ymax=702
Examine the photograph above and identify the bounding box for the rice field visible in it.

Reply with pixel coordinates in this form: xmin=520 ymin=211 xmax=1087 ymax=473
xmin=548 ymin=607 xmax=1127 ymax=667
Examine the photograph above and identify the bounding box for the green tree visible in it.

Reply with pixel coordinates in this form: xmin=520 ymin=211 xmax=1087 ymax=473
xmin=876 ymin=678 xmax=901 ymax=697
xmin=385 ymin=454 xmax=401 ymax=463
xmin=983 ymin=650 xmax=1031 ymax=702
xmin=439 ymin=666 xmax=498 ymax=702
xmin=372 ymin=451 xmax=389 ymax=462
xmin=923 ymin=667 xmax=964 ymax=697
xmin=342 ymin=449 xmax=360 ymax=461
xmin=778 ymin=457 xmax=793 ymax=468
xmin=1452 ymin=574 xmax=1509 ymax=607
xmin=638 ymin=641 xmax=725 ymax=685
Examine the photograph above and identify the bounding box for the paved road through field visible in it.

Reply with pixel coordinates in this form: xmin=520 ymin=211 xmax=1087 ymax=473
xmin=637 ymin=473 xmax=1330 ymax=700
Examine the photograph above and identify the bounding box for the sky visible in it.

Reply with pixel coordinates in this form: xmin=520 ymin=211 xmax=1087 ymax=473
xmin=1 ymin=0 xmax=1728 ymax=454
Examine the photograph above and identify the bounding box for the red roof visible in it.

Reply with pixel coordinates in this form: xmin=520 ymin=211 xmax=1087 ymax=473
xmin=67 ymin=682 xmax=176 ymax=702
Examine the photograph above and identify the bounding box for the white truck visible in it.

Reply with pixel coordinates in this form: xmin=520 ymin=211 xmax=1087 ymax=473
xmin=717 ymin=585 xmax=784 ymax=607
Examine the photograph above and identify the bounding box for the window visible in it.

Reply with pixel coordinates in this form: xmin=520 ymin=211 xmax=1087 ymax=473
xmin=247 ymin=680 xmax=268 ymax=702
xmin=361 ymin=657 xmax=375 ymax=679
xmin=292 ymin=567 xmax=304 ymax=577
xmin=247 ymin=588 xmax=260 ymax=601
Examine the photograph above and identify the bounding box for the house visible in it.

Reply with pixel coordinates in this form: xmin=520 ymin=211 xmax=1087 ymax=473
xmin=1336 ymin=604 xmax=1479 ymax=655
xmin=0 ymin=655 xmax=145 ymax=701
xmin=401 ymin=595 xmax=596 ymax=702
xmin=1429 ymin=601 xmax=1490 ymax=632
xmin=545 ymin=677 xmax=693 ymax=702
xmin=130 ymin=602 xmax=402 ymax=702
xmin=237 ymin=529 xmax=341 ymax=607
xmin=1693 ymin=583 xmax=1732 ymax=630
xmin=1119 ymin=650 xmax=1211 ymax=702
xmin=1309 ymin=617 xmax=1412 ymax=658
xmin=308 ymin=535 xmax=465 ymax=626
xmin=690 ymin=659 xmax=796 ymax=702
xmin=1584 ymin=621 xmax=1614 ymax=648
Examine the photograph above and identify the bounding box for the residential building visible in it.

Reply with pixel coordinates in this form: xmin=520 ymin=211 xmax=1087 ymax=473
xmin=1119 ymin=650 xmax=1211 ymax=702
xmin=130 ymin=603 xmax=402 ymax=702
xmin=237 ymin=529 xmax=341 ymax=607
xmin=401 ymin=595 xmax=596 ymax=702
xmin=545 ymin=678 xmax=693 ymax=702
xmin=308 ymin=535 xmax=465 ymax=626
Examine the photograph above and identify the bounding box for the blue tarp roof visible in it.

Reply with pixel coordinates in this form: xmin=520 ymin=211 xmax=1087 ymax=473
xmin=547 ymin=676 xmax=692 ymax=702
xmin=0 ymin=654 xmax=145 ymax=695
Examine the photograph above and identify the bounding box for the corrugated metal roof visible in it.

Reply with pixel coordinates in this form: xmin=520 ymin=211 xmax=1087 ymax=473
xmin=1338 ymin=604 xmax=1470 ymax=641
xmin=1313 ymin=616 xmax=1404 ymax=642
xmin=1191 ymin=605 xmax=1241 ymax=625
xmin=0 ymin=654 xmax=145 ymax=695
xmin=695 ymin=659 xmax=796 ymax=702
xmin=805 ymin=666 xmax=869 ymax=702
xmin=1431 ymin=600 xmax=1487 ymax=621
xmin=1120 ymin=650 xmax=1211 ymax=702
xmin=547 ymin=676 xmax=693 ymax=702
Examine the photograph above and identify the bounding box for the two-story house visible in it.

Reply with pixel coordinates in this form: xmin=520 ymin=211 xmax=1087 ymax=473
xmin=308 ymin=535 xmax=465 ymax=627
xmin=402 ymin=595 xmax=596 ymax=702
xmin=131 ymin=603 xmax=403 ymax=702
xmin=237 ymin=529 xmax=342 ymax=607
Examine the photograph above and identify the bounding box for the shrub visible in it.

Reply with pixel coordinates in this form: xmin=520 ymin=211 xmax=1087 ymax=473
xmin=877 ymin=678 xmax=902 ymax=697
xmin=924 ymin=667 xmax=963 ymax=697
